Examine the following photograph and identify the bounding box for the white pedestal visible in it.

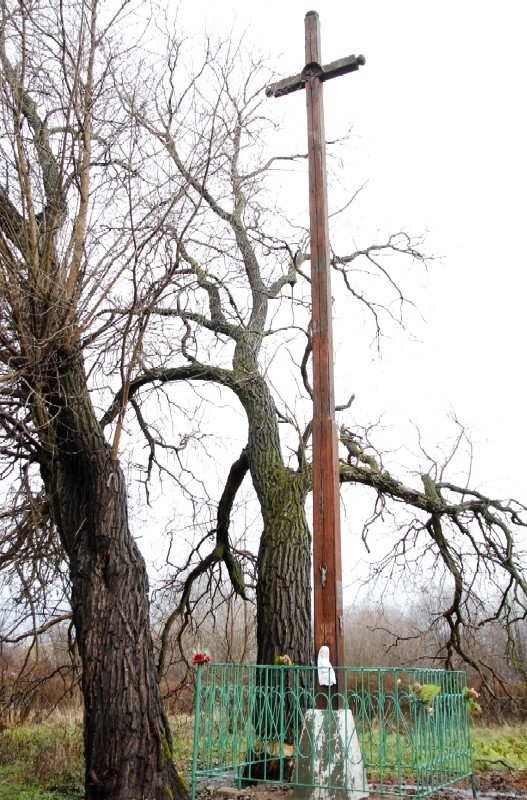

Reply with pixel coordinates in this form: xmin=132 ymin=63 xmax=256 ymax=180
xmin=293 ymin=709 xmax=369 ymax=800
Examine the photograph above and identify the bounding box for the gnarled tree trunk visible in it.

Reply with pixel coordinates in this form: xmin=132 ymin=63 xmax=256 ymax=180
xmin=237 ymin=373 xmax=312 ymax=667
xmin=36 ymin=350 xmax=186 ymax=800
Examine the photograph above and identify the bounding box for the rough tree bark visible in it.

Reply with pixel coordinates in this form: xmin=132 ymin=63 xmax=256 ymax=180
xmin=34 ymin=352 xmax=187 ymax=800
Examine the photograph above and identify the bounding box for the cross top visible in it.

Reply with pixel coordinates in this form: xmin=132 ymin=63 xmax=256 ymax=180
xmin=266 ymin=12 xmax=365 ymax=99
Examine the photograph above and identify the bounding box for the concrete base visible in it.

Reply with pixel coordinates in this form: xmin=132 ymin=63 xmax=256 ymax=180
xmin=293 ymin=709 xmax=369 ymax=799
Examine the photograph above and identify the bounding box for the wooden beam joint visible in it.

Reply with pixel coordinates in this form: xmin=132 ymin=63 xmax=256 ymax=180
xmin=265 ymin=54 xmax=366 ymax=99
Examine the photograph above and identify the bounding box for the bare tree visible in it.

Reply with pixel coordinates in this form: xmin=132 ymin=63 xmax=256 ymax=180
xmin=339 ymin=420 xmax=527 ymax=689
xmin=109 ymin=32 xmax=527 ymax=688
xmin=0 ymin=1 xmax=187 ymax=797
xmin=97 ymin=31 xmax=429 ymax=669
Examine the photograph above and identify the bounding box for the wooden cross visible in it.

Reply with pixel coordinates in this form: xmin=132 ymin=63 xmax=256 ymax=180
xmin=266 ymin=12 xmax=365 ymax=696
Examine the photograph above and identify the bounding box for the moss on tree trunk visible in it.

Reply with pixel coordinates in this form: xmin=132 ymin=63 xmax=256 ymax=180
xmin=237 ymin=372 xmax=313 ymax=667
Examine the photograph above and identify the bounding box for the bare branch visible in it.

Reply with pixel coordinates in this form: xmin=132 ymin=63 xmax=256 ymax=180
xmin=157 ymin=449 xmax=249 ymax=675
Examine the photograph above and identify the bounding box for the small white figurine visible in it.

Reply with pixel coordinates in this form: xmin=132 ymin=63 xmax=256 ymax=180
xmin=317 ymin=645 xmax=336 ymax=686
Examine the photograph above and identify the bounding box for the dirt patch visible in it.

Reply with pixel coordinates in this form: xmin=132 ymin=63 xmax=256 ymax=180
xmin=474 ymin=770 xmax=527 ymax=796
xmin=198 ymin=770 xmax=527 ymax=800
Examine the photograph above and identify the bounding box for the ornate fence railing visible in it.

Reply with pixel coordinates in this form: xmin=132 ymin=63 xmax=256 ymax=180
xmin=191 ymin=663 xmax=475 ymax=799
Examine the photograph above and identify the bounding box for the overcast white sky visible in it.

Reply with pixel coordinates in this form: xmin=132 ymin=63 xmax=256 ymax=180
xmin=173 ymin=0 xmax=527 ymax=504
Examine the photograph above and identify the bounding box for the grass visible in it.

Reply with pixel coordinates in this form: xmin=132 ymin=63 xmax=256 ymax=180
xmin=0 ymin=718 xmax=525 ymax=799
xmin=0 ymin=715 xmax=195 ymax=800
xmin=471 ymin=723 xmax=527 ymax=771
xmin=0 ymin=720 xmax=84 ymax=800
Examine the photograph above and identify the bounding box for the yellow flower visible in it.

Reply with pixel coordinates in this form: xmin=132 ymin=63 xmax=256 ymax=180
xmin=274 ymin=654 xmax=293 ymax=666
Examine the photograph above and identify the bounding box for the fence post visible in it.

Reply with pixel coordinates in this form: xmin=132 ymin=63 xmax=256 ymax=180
xmin=191 ymin=664 xmax=203 ymax=800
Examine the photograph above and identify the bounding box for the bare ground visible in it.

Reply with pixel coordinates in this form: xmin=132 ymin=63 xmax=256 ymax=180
xmin=198 ymin=770 xmax=527 ymax=800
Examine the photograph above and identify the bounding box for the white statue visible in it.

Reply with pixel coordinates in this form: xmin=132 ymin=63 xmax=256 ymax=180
xmin=317 ymin=645 xmax=336 ymax=687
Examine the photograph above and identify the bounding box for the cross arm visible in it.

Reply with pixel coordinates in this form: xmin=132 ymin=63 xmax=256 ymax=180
xmin=265 ymin=53 xmax=366 ymax=99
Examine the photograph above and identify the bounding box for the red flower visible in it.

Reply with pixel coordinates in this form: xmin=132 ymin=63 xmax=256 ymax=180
xmin=192 ymin=651 xmax=211 ymax=665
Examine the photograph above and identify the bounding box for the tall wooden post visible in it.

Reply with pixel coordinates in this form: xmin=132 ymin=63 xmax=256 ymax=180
xmin=304 ymin=11 xmax=344 ymax=691
xmin=266 ymin=13 xmax=364 ymax=692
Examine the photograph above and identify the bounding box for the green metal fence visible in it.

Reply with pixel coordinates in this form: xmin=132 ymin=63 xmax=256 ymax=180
xmin=191 ymin=663 xmax=475 ymax=799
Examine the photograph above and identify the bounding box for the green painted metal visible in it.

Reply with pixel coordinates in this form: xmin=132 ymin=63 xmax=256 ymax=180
xmin=191 ymin=664 xmax=475 ymax=799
